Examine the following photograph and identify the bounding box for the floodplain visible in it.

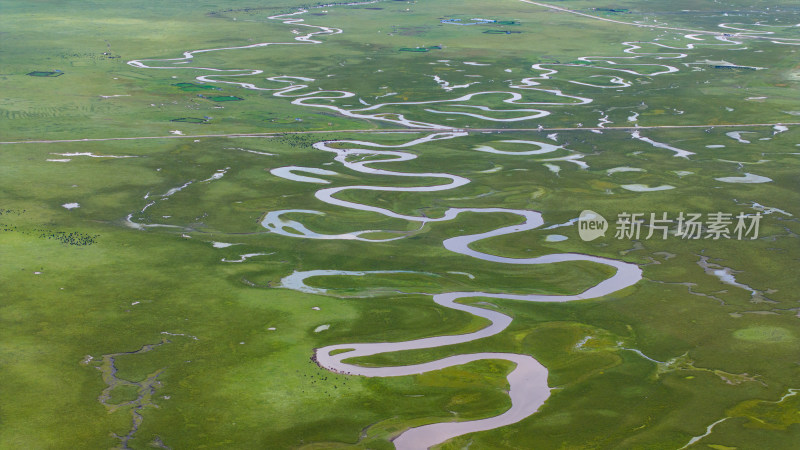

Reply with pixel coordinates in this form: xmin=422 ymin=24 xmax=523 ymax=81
xmin=1 ymin=0 xmax=799 ymax=449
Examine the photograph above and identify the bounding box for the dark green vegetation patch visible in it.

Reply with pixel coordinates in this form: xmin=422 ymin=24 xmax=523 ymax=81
xmin=399 ymin=45 xmax=442 ymax=52
xmin=26 ymin=70 xmax=63 ymax=77
xmin=172 ymin=82 xmax=220 ymax=91
xmin=202 ymin=95 xmax=244 ymax=101
xmin=170 ymin=117 xmax=208 ymax=123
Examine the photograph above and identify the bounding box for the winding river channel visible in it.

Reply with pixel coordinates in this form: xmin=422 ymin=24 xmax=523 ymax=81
xmin=270 ymin=131 xmax=641 ymax=448
xmin=122 ymin=4 xmax=792 ymax=447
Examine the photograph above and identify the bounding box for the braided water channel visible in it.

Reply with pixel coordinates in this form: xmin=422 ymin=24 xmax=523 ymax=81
xmin=120 ymin=5 xmax=790 ymax=447
xmin=267 ymin=132 xmax=642 ymax=448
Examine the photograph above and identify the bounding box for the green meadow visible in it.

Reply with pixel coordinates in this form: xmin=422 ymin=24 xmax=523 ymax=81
xmin=1 ymin=0 xmax=798 ymax=449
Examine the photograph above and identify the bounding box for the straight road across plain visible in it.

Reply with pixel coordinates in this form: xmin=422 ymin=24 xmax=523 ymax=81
xmin=2 ymin=122 xmax=798 ymax=145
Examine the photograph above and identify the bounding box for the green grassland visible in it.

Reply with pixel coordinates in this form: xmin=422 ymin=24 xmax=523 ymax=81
xmin=2 ymin=0 xmax=799 ymax=449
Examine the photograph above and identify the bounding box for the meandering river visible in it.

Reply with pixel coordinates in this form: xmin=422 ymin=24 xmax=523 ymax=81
xmin=123 ymin=6 xmax=786 ymax=447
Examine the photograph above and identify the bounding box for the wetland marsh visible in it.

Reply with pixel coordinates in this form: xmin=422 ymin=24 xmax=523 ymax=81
xmin=1 ymin=0 xmax=799 ymax=449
